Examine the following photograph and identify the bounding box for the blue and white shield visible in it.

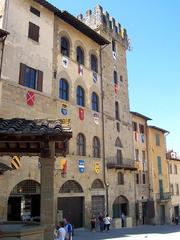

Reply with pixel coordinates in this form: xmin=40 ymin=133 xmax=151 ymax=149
xmin=79 ymin=160 xmax=85 ymax=173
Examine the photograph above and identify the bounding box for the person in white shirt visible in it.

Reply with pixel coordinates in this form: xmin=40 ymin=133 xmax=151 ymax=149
xmin=57 ymin=221 xmax=66 ymax=240
xmin=103 ymin=214 xmax=112 ymax=231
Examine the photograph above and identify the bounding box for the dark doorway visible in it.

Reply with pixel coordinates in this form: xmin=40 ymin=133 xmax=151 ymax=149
xmin=113 ymin=195 xmax=129 ymax=218
xmin=160 ymin=205 xmax=165 ymax=224
xmin=31 ymin=195 xmax=40 ymax=221
xmin=8 ymin=196 xmax=21 ymax=221
xmin=174 ymin=206 xmax=179 ymax=218
xmin=58 ymin=197 xmax=84 ymax=228
xmin=92 ymin=195 xmax=105 ymax=216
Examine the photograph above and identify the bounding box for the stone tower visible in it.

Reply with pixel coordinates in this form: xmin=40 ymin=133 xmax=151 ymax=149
xmin=79 ymin=5 xmax=136 ymax=223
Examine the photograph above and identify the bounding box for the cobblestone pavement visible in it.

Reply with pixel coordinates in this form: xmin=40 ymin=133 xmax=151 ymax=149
xmin=73 ymin=225 xmax=180 ymax=240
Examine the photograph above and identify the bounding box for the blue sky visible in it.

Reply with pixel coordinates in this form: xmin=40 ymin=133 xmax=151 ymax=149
xmin=49 ymin=0 xmax=180 ymax=154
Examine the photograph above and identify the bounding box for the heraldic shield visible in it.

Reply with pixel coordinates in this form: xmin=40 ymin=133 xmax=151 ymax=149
xmin=79 ymin=160 xmax=85 ymax=173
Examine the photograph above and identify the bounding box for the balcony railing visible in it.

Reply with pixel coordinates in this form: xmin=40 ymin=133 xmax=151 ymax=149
xmin=106 ymin=158 xmax=137 ymax=171
xmin=156 ymin=192 xmax=171 ymax=202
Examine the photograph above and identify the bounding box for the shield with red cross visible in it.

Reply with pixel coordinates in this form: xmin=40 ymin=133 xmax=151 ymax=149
xmin=26 ymin=91 xmax=35 ymax=106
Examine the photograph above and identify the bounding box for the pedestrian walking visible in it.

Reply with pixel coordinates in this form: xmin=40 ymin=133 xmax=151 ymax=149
xmin=121 ymin=212 xmax=125 ymax=227
xmin=98 ymin=212 xmax=104 ymax=232
xmin=175 ymin=216 xmax=179 ymax=225
xmin=64 ymin=218 xmax=73 ymax=240
xmin=90 ymin=214 xmax=96 ymax=231
xmin=57 ymin=221 xmax=66 ymax=240
xmin=103 ymin=214 xmax=112 ymax=231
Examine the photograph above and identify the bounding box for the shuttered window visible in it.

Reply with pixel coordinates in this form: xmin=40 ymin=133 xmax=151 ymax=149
xmin=19 ymin=63 xmax=43 ymax=91
xmin=28 ymin=22 xmax=39 ymax=42
xmin=157 ymin=156 xmax=162 ymax=175
xmin=30 ymin=6 xmax=40 ymax=17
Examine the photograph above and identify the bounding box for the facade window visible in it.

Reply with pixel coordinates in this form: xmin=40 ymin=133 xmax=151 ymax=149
xmin=136 ymin=173 xmax=139 ymax=184
xmin=76 ymin=86 xmax=85 ymax=106
xmin=30 ymin=6 xmax=40 ymax=17
xmin=142 ymin=150 xmax=146 ymax=162
xmin=117 ymin=149 xmax=123 ymax=165
xmin=59 ymin=79 xmax=69 ymax=100
xmin=114 ymin=71 xmax=118 ymax=84
xmin=159 ymin=179 xmax=163 ymax=195
xmin=77 ymin=133 xmax=86 ymax=156
xmin=116 ymin=122 xmax=120 ymax=132
xmin=115 ymin=101 xmax=120 ymax=120
xmin=142 ymin=173 xmax=146 ymax=184
xmin=76 ymin=46 xmax=84 ymax=65
xmin=61 ymin=37 xmax=70 ymax=57
xmin=112 ymin=40 xmax=116 ymax=52
xmin=132 ymin=121 xmax=137 ymax=131
xmin=156 ymin=134 xmax=160 ymax=146
xmin=139 ymin=124 xmax=144 ymax=134
xmin=93 ymin=136 xmax=100 ymax=158
xmin=174 ymin=164 xmax=178 ymax=174
xmin=169 ymin=164 xmax=172 ymax=174
xmin=118 ymin=172 xmax=124 ymax=185
xmin=135 ymin=149 xmax=139 ymax=161
xmin=157 ymin=156 xmax=162 ymax=175
xmin=115 ymin=137 xmax=122 ymax=148
xmin=28 ymin=22 xmax=39 ymax=42
xmin=19 ymin=63 xmax=43 ymax=91
xmin=120 ymin=75 xmax=123 ymax=82
xmin=92 ymin=92 xmax=99 ymax=112
xmin=176 ymin=184 xmax=179 ymax=195
xmin=170 ymin=184 xmax=174 ymax=195
xmin=91 ymin=54 xmax=98 ymax=73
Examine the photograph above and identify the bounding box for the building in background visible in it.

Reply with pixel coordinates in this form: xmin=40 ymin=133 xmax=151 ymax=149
xmin=131 ymin=112 xmax=152 ymax=225
xmin=147 ymin=126 xmax=171 ymax=224
xmin=167 ymin=151 xmax=180 ymax=221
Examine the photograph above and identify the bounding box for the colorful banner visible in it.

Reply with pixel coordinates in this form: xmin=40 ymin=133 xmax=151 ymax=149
xmin=79 ymin=108 xmax=84 ymax=120
xmin=95 ymin=162 xmax=100 ymax=174
xmin=62 ymin=57 xmax=68 ymax=68
xmin=60 ymin=159 xmax=67 ymax=174
xmin=141 ymin=133 xmax=145 ymax=143
xmin=78 ymin=64 xmax=83 ymax=76
xmin=93 ymin=112 xmax=99 ymax=125
xmin=113 ymin=51 xmax=116 ymax=60
xmin=114 ymin=84 xmax=118 ymax=94
xmin=79 ymin=160 xmax=85 ymax=173
xmin=26 ymin=91 xmax=35 ymax=106
xmin=93 ymin=71 xmax=98 ymax=83
xmin=60 ymin=103 xmax=69 ymax=116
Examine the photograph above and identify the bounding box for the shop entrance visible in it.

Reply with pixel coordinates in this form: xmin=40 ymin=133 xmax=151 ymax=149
xmin=7 ymin=180 xmax=40 ymax=221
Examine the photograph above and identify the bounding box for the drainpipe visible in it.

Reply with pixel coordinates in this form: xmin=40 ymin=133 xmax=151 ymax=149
xmin=99 ymin=44 xmax=109 ymax=214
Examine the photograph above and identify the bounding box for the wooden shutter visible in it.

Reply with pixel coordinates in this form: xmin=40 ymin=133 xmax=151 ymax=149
xmin=28 ymin=22 xmax=39 ymax=42
xmin=37 ymin=70 xmax=43 ymax=91
xmin=19 ymin=63 xmax=26 ymax=86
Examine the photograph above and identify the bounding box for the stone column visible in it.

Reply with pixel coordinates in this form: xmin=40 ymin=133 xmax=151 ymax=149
xmin=39 ymin=142 xmax=56 ymax=240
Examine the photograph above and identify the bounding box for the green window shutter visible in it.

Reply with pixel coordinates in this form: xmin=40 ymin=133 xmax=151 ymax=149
xmin=157 ymin=156 xmax=162 ymax=175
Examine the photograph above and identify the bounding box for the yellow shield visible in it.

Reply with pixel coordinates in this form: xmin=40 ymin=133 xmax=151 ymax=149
xmin=95 ymin=162 xmax=100 ymax=174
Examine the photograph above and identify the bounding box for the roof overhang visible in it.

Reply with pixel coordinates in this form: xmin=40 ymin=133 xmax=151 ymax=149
xmin=148 ymin=125 xmax=169 ymax=134
xmin=130 ymin=111 xmax=152 ymax=121
xmin=0 ymin=118 xmax=72 ymax=157
xmin=33 ymin=0 xmax=109 ymax=45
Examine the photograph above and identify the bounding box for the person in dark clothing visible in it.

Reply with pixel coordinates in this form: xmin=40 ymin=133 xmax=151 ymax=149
xmin=90 ymin=214 xmax=96 ymax=231
xmin=98 ymin=212 xmax=104 ymax=232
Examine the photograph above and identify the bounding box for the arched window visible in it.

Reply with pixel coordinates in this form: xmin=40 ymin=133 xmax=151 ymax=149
xmin=93 ymin=136 xmax=100 ymax=158
xmin=59 ymin=78 xmax=69 ymax=100
xmin=77 ymin=46 xmax=84 ymax=65
xmin=91 ymin=54 xmax=98 ymax=73
xmin=92 ymin=92 xmax=99 ymax=112
xmin=59 ymin=180 xmax=83 ymax=193
xmin=112 ymin=40 xmax=116 ymax=52
xmin=76 ymin=86 xmax=85 ymax=106
xmin=115 ymin=137 xmax=123 ymax=148
xmin=114 ymin=71 xmax=118 ymax=84
xmin=91 ymin=179 xmax=104 ymax=189
xmin=61 ymin=37 xmax=70 ymax=57
xmin=115 ymin=101 xmax=120 ymax=120
xmin=77 ymin=133 xmax=86 ymax=156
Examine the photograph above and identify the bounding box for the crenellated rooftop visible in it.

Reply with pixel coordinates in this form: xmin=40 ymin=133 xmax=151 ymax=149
xmin=77 ymin=5 xmax=129 ymax=46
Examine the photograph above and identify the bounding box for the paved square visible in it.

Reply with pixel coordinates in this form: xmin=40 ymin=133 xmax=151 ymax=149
xmin=73 ymin=225 xmax=180 ymax=240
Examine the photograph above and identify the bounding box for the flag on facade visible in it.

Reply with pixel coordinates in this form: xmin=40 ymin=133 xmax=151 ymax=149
xmin=114 ymin=84 xmax=118 ymax=94
xmin=62 ymin=56 xmax=68 ymax=68
xmin=93 ymin=71 xmax=97 ymax=83
xmin=78 ymin=64 xmax=83 ymax=76
xmin=79 ymin=160 xmax=85 ymax=173
xmin=11 ymin=156 xmax=21 ymax=169
xmin=60 ymin=159 xmax=67 ymax=174
xmin=26 ymin=91 xmax=35 ymax=106
xmin=79 ymin=108 xmax=84 ymax=120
